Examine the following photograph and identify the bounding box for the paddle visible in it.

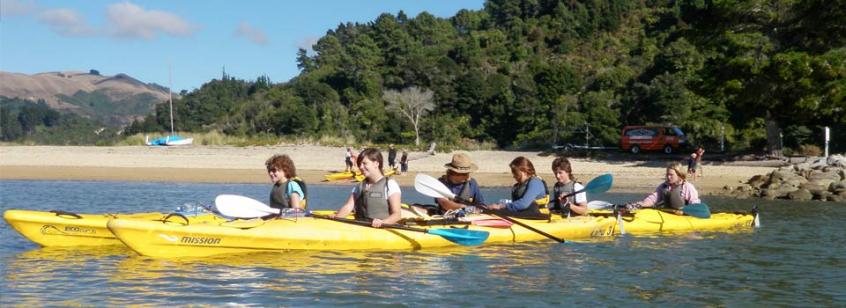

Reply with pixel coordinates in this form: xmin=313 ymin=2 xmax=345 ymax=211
xmin=312 ymin=215 xmax=489 ymax=246
xmin=214 ymin=194 xmax=279 ymax=219
xmin=415 ymin=173 xmax=616 ymax=243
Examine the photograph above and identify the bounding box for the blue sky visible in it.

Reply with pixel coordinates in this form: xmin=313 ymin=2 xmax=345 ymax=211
xmin=1 ymin=0 xmax=484 ymax=92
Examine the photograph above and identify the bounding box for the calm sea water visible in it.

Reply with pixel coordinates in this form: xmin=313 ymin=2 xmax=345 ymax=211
xmin=1 ymin=180 xmax=844 ymax=306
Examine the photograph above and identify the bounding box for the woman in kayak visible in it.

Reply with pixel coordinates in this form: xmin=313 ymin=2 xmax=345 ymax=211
xmin=332 ymin=148 xmax=403 ymax=227
xmin=485 ymin=156 xmax=550 ymax=219
xmin=266 ymin=154 xmax=306 ymax=213
xmin=550 ymin=157 xmax=588 ymax=217
xmin=633 ymin=162 xmax=700 ymax=212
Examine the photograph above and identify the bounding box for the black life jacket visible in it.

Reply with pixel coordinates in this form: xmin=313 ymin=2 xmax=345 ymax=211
xmin=552 ymin=181 xmax=579 ymax=211
xmin=511 ymin=176 xmax=550 ymax=214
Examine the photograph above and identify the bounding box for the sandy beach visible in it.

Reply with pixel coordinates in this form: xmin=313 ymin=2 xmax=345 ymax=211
xmin=0 ymin=145 xmax=778 ymax=195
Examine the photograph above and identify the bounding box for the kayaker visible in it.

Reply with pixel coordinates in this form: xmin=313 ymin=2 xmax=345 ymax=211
xmin=485 ymin=156 xmax=550 ymax=219
xmin=332 ymin=148 xmax=403 ymax=228
xmin=550 ymin=157 xmax=588 ymax=217
xmin=633 ymin=162 xmax=700 ymax=212
xmin=266 ymin=154 xmax=307 ymax=213
xmin=435 ymin=153 xmax=486 ymax=214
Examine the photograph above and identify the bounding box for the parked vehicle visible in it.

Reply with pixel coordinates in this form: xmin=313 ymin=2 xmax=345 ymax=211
xmin=620 ymin=125 xmax=687 ymax=154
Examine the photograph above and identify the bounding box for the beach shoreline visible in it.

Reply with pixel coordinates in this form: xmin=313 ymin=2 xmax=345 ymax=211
xmin=0 ymin=145 xmax=777 ymax=195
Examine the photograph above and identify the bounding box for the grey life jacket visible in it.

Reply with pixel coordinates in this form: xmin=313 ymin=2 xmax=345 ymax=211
xmin=354 ymin=177 xmax=391 ymax=221
xmin=269 ymin=178 xmax=307 ymax=210
xmin=660 ymin=183 xmax=685 ymax=210
xmin=438 ymin=175 xmax=476 ymax=204
xmin=552 ymin=181 xmax=577 ymax=211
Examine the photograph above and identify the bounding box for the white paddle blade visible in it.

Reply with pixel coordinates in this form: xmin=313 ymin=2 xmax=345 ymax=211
xmin=215 ymin=194 xmax=280 ymax=218
xmin=587 ymin=200 xmax=614 ymax=210
xmin=414 ymin=174 xmax=456 ymax=199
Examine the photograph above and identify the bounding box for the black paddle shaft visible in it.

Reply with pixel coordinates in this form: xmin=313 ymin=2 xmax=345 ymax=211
xmin=313 ymin=215 xmax=431 ymax=234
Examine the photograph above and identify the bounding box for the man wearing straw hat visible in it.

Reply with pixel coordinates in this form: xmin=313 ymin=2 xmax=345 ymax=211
xmin=435 ymin=153 xmax=486 ymax=214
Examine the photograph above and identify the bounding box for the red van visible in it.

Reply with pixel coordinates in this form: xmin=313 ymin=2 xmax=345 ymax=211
xmin=620 ymin=125 xmax=687 ymax=154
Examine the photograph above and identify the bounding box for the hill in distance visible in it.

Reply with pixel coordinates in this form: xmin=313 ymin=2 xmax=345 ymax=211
xmin=0 ymin=70 xmax=175 ymax=126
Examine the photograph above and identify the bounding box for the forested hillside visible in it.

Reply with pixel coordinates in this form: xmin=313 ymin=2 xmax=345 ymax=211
xmin=127 ymin=0 xmax=845 ymax=153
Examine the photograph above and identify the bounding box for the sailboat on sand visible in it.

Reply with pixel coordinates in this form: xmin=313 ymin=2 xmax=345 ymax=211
xmin=146 ymin=65 xmax=193 ymax=146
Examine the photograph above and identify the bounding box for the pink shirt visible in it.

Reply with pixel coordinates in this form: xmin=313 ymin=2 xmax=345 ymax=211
xmin=641 ymin=181 xmax=701 ymax=207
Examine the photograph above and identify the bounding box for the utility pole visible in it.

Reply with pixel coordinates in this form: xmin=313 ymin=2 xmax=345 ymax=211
xmin=825 ymin=126 xmax=830 ymax=158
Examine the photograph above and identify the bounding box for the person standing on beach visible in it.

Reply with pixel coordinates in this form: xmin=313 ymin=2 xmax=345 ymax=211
xmin=435 ymin=153 xmax=486 ymax=214
xmin=485 ymin=156 xmax=550 ymax=220
xmin=551 ymin=157 xmax=588 ymax=217
xmin=388 ymin=144 xmax=397 ymax=171
xmin=695 ymin=146 xmax=705 ymax=178
xmin=332 ymin=148 xmax=402 ymax=228
xmin=399 ymin=150 xmax=408 ymax=175
xmin=265 ymin=154 xmax=307 ymax=215
xmin=344 ymin=148 xmax=354 ymax=172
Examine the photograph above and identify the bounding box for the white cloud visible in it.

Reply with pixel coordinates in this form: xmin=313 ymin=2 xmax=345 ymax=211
xmin=38 ymin=8 xmax=96 ymax=37
xmin=0 ymin=0 xmax=37 ymax=17
xmin=106 ymin=2 xmax=197 ymax=39
xmin=235 ymin=22 xmax=268 ymax=46
xmin=296 ymin=36 xmax=319 ymax=52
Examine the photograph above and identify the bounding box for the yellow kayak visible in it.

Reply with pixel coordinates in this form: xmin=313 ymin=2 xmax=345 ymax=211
xmin=324 ymin=169 xmax=397 ymax=182
xmin=589 ymin=208 xmax=757 ymax=235
xmin=3 ymin=209 xmax=224 ymax=247
xmin=107 ymin=214 xmax=616 ymax=258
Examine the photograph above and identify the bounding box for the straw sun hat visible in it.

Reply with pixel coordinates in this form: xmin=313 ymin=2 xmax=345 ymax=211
xmin=444 ymin=153 xmax=478 ymax=174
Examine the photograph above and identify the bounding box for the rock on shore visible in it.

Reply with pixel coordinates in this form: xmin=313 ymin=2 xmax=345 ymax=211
xmin=724 ymin=154 xmax=846 ymax=202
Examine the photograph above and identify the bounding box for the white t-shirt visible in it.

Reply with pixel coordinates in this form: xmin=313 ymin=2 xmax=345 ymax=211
xmin=351 ymin=178 xmax=401 ymax=199
xmin=573 ymin=182 xmax=587 ymax=204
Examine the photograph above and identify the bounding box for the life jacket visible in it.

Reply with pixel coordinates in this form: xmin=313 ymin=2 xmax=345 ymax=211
xmin=552 ymin=181 xmax=579 ymax=211
xmin=354 ymin=176 xmax=392 ymax=221
xmin=511 ymin=176 xmax=550 ymax=214
xmin=660 ymin=182 xmax=685 ymax=210
xmin=269 ymin=177 xmax=308 ymax=210
xmin=438 ymin=175 xmax=476 ymax=204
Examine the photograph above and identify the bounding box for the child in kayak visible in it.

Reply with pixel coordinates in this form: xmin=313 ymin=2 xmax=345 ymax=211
xmin=550 ymin=157 xmax=588 ymax=217
xmin=435 ymin=153 xmax=486 ymax=214
xmin=266 ymin=154 xmax=306 ymax=213
xmin=633 ymin=162 xmax=700 ymax=212
xmin=332 ymin=148 xmax=402 ymax=227
xmin=485 ymin=156 xmax=550 ymax=219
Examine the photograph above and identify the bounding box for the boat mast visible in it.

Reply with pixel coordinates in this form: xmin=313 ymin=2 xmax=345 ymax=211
xmin=168 ymin=63 xmax=174 ymax=136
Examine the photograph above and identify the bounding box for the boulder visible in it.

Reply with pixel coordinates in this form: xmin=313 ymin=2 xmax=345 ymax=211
xmin=787 ymin=189 xmax=813 ymax=201
xmin=808 ymin=170 xmax=841 ymax=188
xmin=747 ymin=174 xmax=769 ymax=189
xmin=828 ymin=154 xmax=846 ymax=168
xmin=759 ymin=189 xmax=778 ymax=200
xmin=830 ymin=180 xmax=846 ymax=193
xmin=827 ymin=194 xmax=843 ymax=202
xmin=813 ymin=190 xmax=832 ymax=201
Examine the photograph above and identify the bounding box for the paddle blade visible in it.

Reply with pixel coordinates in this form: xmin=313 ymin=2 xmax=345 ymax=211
xmin=587 ymin=200 xmax=614 ymax=211
xmin=215 ymin=194 xmax=280 ymax=219
xmin=426 ymin=228 xmax=489 ymax=246
xmin=414 ymin=174 xmax=456 ymax=199
xmin=584 ymin=173 xmax=613 ymax=194
xmin=681 ymin=203 xmax=711 ymax=219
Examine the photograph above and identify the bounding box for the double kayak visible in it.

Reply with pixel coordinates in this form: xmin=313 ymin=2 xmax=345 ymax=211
xmin=106 ymin=214 xmax=616 ymax=258
xmin=3 ymin=209 xmax=225 ymax=247
xmin=589 ymin=208 xmax=758 ymax=235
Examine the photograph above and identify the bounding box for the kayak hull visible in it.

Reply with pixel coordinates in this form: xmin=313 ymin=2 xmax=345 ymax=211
xmin=591 ymin=209 xmax=756 ymax=235
xmin=107 ymin=215 xmax=616 ymax=258
xmin=3 ymin=209 xmax=223 ymax=247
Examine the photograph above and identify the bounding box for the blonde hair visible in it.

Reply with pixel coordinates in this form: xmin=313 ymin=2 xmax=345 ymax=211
xmin=667 ymin=162 xmax=687 ymax=180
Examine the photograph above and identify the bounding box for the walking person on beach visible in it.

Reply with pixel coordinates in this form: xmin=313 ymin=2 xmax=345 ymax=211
xmin=485 ymin=156 xmax=550 ymax=220
xmin=388 ymin=144 xmax=397 ymax=171
xmin=344 ymin=148 xmax=354 ymax=172
xmin=265 ymin=154 xmax=307 ymax=216
xmin=551 ymin=157 xmax=588 ymax=217
xmin=399 ymin=150 xmax=408 ymax=175
xmin=435 ymin=153 xmax=486 ymax=214
xmin=633 ymin=162 xmax=700 ymax=213
xmin=331 ymin=148 xmax=402 ymax=228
